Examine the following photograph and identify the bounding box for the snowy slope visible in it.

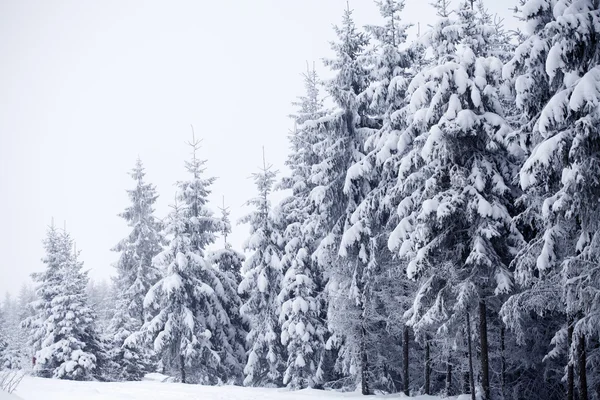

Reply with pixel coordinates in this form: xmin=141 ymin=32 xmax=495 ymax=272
xmin=14 ymin=376 xmax=471 ymax=400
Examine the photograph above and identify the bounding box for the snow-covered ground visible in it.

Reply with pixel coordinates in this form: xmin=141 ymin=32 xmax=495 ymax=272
xmin=10 ymin=376 xmax=471 ymax=400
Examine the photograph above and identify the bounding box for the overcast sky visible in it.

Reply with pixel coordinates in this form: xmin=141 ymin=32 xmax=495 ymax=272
xmin=0 ymin=0 xmax=519 ymax=297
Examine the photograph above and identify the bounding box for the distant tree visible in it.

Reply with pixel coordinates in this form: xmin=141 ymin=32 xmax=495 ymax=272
xmin=24 ymin=225 xmax=104 ymax=380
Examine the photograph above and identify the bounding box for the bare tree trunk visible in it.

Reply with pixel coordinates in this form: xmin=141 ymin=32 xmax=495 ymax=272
xmin=466 ymin=311 xmax=476 ymax=400
xmin=578 ymin=334 xmax=588 ymax=400
xmin=180 ymin=354 xmax=186 ymax=384
xmin=403 ymin=326 xmax=409 ymax=396
xmin=501 ymin=324 xmax=506 ymax=399
xmin=568 ymin=316 xmax=574 ymax=400
xmin=446 ymin=357 xmax=452 ymax=396
xmin=424 ymin=338 xmax=431 ymax=395
xmin=479 ymin=300 xmax=490 ymax=400
xmin=361 ymin=325 xmax=371 ymax=395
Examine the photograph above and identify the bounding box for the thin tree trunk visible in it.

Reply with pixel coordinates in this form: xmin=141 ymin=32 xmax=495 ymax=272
xmin=501 ymin=324 xmax=506 ymax=399
xmin=568 ymin=316 xmax=574 ymax=400
xmin=578 ymin=334 xmax=588 ymax=400
xmin=424 ymin=338 xmax=431 ymax=395
xmin=466 ymin=311 xmax=476 ymax=400
xmin=361 ymin=325 xmax=371 ymax=395
xmin=479 ymin=300 xmax=490 ymax=400
xmin=463 ymin=354 xmax=470 ymax=395
xmin=446 ymin=357 xmax=452 ymax=396
xmin=180 ymin=354 xmax=186 ymax=384
xmin=403 ymin=326 xmax=409 ymax=396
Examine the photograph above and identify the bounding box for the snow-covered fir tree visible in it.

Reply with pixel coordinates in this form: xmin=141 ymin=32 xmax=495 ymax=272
xmin=239 ymin=153 xmax=286 ymax=387
xmin=387 ymin=2 xmax=523 ymax=398
xmin=109 ymin=158 xmax=163 ymax=381
xmin=141 ymin=134 xmax=244 ymax=384
xmin=338 ymin=0 xmax=424 ymax=393
xmin=309 ymin=3 xmax=377 ymax=394
xmin=276 ymin=65 xmax=328 ymax=390
xmin=24 ymin=225 xmax=104 ymax=380
xmin=502 ymin=1 xmax=600 ymax=398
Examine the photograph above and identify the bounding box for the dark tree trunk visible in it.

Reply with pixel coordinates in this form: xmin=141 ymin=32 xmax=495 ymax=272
xmin=403 ymin=326 xmax=409 ymax=395
xmin=466 ymin=311 xmax=476 ymax=400
xmin=446 ymin=358 xmax=452 ymax=396
xmin=568 ymin=316 xmax=574 ymax=400
xmin=463 ymin=355 xmax=470 ymax=395
xmin=578 ymin=334 xmax=588 ymax=400
xmin=479 ymin=300 xmax=490 ymax=400
xmin=180 ymin=354 xmax=186 ymax=384
xmin=501 ymin=324 xmax=506 ymax=399
xmin=424 ymin=338 xmax=431 ymax=395
xmin=361 ymin=325 xmax=371 ymax=395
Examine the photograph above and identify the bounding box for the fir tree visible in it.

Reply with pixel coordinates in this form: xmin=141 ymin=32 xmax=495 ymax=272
xmin=388 ymin=2 xmax=522 ymax=398
xmin=277 ymin=65 xmax=328 ymax=389
xmin=239 ymin=152 xmax=285 ymax=387
xmin=109 ymin=158 xmax=163 ymax=381
xmin=24 ymin=226 xmax=103 ymax=380
xmin=311 ymin=3 xmax=375 ymax=394
xmin=142 ymin=133 xmax=243 ymax=384
xmin=339 ymin=0 xmax=426 ymax=393
xmin=502 ymin=1 xmax=600 ymax=398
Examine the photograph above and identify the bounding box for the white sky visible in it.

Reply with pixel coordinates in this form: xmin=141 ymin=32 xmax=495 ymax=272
xmin=0 ymin=0 xmax=519 ymax=297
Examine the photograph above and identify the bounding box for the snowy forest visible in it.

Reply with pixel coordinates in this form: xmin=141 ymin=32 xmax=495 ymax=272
xmin=2 ymin=0 xmax=600 ymax=399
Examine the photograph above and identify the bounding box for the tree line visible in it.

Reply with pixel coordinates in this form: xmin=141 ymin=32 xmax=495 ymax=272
xmin=1 ymin=0 xmax=600 ymax=399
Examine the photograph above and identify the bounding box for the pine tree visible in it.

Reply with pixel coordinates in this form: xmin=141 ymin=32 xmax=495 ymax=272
xmin=24 ymin=226 xmax=103 ymax=380
xmin=142 ymin=133 xmax=243 ymax=384
xmin=388 ymin=2 xmax=522 ymax=398
xmin=109 ymin=158 xmax=163 ymax=381
xmin=502 ymin=1 xmax=600 ymax=398
xmin=338 ymin=0 xmax=421 ymax=393
xmin=207 ymin=198 xmax=248 ymax=385
xmin=277 ymin=65 xmax=328 ymax=390
xmin=310 ymin=3 xmax=375 ymax=394
xmin=239 ymin=153 xmax=285 ymax=387
xmin=22 ymin=222 xmax=64 ymax=377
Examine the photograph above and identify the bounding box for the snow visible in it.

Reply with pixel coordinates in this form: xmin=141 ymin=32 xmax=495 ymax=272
xmin=13 ymin=376 xmax=473 ymax=400
xmin=0 ymin=392 xmax=22 ymax=400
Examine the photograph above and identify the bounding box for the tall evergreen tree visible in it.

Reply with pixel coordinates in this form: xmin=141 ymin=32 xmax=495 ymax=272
xmin=239 ymin=153 xmax=285 ymax=387
xmin=502 ymin=1 xmax=600 ymax=398
xmin=310 ymin=4 xmax=375 ymax=394
xmin=339 ymin=0 xmax=423 ymax=393
xmin=142 ymin=134 xmax=243 ymax=384
xmin=277 ymin=65 xmax=328 ymax=390
xmin=109 ymin=158 xmax=163 ymax=381
xmin=388 ymin=2 xmax=522 ymax=398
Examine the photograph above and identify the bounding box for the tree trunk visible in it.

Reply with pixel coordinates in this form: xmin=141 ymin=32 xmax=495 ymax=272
xmin=361 ymin=325 xmax=371 ymax=395
xmin=501 ymin=324 xmax=506 ymax=399
xmin=424 ymin=338 xmax=431 ymax=395
xmin=578 ymin=334 xmax=588 ymax=400
xmin=479 ymin=300 xmax=490 ymax=400
xmin=466 ymin=311 xmax=476 ymax=400
xmin=446 ymin=358 xmax=452 ymax=396
xmin=568 ymin=316 xmax=574 ymax=400
xmin=403 ymin=326 xmax=409 ymax=396
xmin=180 ymin=354 xmax=186 ymax=384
